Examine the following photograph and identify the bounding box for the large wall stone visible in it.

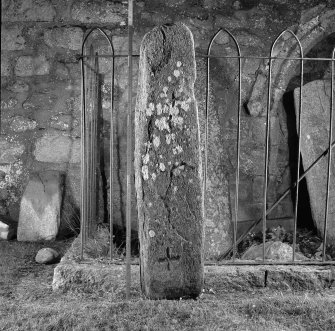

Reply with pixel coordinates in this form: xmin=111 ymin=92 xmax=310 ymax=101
xmin=2 ymin=0 xmax=56 ymax=22
xmin=15 ymin=55 xmax=50 ymax=77
xmin=1 ymin=25 xmax=26 ymax=51
xmin=44 ymin=28 xmax=84 ymax=51
xmin=0 ymin=139 xmax=25 ymax=164
xmin=34 ymin=130 xmax=80 ymax=163
xmin=71 ymin=0 xmax=127 ymax=25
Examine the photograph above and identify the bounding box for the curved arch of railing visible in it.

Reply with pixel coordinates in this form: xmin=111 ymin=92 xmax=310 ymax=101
xmin=205 ymin=28 xmax=242 ymax=261
xmin=80 ymin=28 xmax=115 ymax=260
xmin=323 ymin=47 xmax=335 ymax=260
xmin=264 ymin=29 xmax=303 ymax=262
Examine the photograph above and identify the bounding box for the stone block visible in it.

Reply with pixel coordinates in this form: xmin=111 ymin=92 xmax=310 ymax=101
xmin=17 ymin=171 xmax=64 ymax=241
xmin=2 ymin=0 xmax=56 ymax=22
xmin=1 ymin=55 xmax=11 ymax=77
xmin=135 ymin=23 xmax=204 ymax=299
xmin=0 ymin=139 xmax=25 ymax=164
xmin=294 ymin=80 xmax=335 ymax=243
xmin=1 ymin=25 xmax=25 ymax=50
xmin=34 ymin=130 xmax=80 ymax=163
xmin=9 ymin=116 xmax=37 ymax=132
xmin=15 ymin=55 xmax=50 ymax=77
xmin=44 ymin=27 xmax=83 ymax=51
xmin=71 ymin=0 xmax=127 ymax=25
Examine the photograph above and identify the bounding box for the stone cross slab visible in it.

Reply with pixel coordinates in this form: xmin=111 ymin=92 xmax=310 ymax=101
xmin=134 ymin=23 xmax=204 ymax=299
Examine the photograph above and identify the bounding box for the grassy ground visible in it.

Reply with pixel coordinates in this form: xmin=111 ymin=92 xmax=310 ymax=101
xmin=1 ymin=239 xmax=335 ymax=331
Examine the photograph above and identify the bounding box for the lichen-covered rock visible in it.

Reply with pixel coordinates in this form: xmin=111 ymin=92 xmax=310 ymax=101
xmin=0 ymin=139 xmax=25 ymax=163
xmin=135 ymin=23 xmax=204 ymax=299
xmin=9 ymin=116 xmax=37 ymax=132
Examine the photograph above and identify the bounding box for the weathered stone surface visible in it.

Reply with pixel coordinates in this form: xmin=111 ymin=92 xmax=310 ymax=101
xmin=135 ymin=23 xmax=204 ymax=299
xmin=1 ymin=97 xmax=18 ymax=110
xmin=0 ymin=139 xmax=25 ymax=163
xmin=1 ymin=56 xmax=11 ymax=77
xmin=1 ymin=25 xmax=26 ymax=50
xmin=15 ymin=55 xmax=50 ymax=77
xmin=34 ymin=130 xmax=80 ymax=163
xmin=35 ymin=247 xmax=59 ymax=264
xmin=7 ymin=80 xmax=30 ymax=93
xmin=71 ymin=0 xmax=127 ymax=24
xmin=294 ymin=80 xmax=335 ymax=244
xmin=9 ymin=116 xmax=37 ymax=132
xmin=17 ymin=171 xmax=64 ymax=241
xmin=53 ymin=244 xmax=334 ymax=293
xmin=44 ymin=27 xmax=83 ymax=51
xmin=195 ymin=59 xmax=233 ymax=259
xmin=242 ymin=241 xmax=308 ymax=261
xmin=49 ymin=114 xmax=78 ymax=131
xmin=2 ymin=0 xmax=56 ymax=22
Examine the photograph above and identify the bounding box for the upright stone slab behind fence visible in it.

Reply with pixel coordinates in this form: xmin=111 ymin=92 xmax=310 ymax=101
xmin=294 ymin=80 xmax=335 ymax=244
xmin=134 ymin=23 xmax=204 ymax=299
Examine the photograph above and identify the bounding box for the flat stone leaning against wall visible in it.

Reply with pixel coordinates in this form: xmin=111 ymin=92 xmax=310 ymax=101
xmin=135 ymin=23 xmax=204 ymax=299
xmin=294 ymin=80 xmax=335 ymax=245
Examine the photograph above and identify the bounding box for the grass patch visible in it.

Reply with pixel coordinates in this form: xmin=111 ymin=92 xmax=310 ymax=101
xmin=1 ymin=240 xmax=335 ymax=331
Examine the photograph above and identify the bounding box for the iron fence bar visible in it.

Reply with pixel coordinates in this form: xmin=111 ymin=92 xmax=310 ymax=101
xmin=323 ymin=48 xmax=335 ymax=262
xmin=80 ymin=41 xmax=87 ymax=260
xmin=92 ymin=51 xmax=99 ymax=234
xmin=263 ymin=53 xmax=272 ymax=262
xmin=220 ymin=140 xmax=335 ymax=260
xmin=125 ymin=0 xmax=133 ymax=300
xmin=73 ymin=259 xmax=335 ymax=266
xmin=79 ymin=54 xmax=335 ymax=61
xmin=109 ymin=50 xmax=115 ymax=261
xmin=80 ymin=27 xmax=115 ymax=258
xmin=206 ymin=29 xmax=242 ymax=262
xmin=88 ymin=44 xmax=94 ymax=238
xmin=217 ymin=261 xmax=335 ymax=266
xmin=285 ymin=31 xmax=304 ymax=263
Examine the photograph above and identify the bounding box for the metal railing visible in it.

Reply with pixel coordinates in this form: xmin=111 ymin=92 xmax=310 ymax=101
xmin=79 ymin=26 xmax=335 ymax=297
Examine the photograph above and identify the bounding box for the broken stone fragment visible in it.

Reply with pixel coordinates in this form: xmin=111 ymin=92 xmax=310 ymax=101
xmin=135 ymin=22 xmax=204 ymax=299
xmin=17 ymin=171 xmax=64 ymax=241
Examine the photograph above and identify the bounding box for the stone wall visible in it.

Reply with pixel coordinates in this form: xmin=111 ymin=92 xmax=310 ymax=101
xmin=1 ymin=0 xmax=334 ymax=249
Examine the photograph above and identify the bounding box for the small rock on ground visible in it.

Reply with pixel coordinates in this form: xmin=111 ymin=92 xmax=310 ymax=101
xmin=242 ymin=241 xmax=308 ymax=261
xmin=35 ymin=247 xmax=60 ymax=264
